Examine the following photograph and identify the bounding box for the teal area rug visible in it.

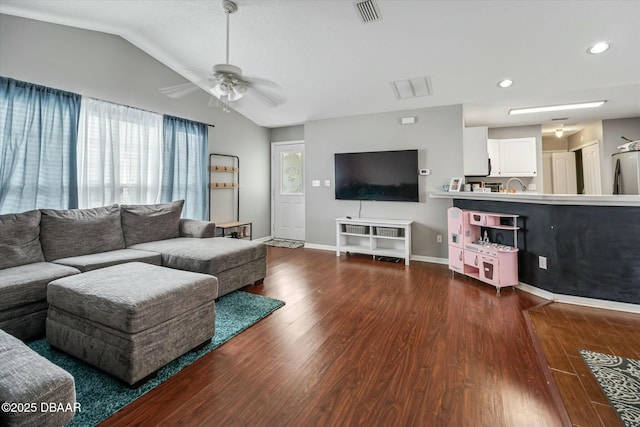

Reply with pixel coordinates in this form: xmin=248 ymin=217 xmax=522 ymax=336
xmin=27 ymin=291 xmax=285 ymax=427
xmin=580 ymin=349 xmax=640 ymax=427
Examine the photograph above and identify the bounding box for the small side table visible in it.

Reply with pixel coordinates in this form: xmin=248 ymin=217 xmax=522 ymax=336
xmin=216 ymin=221 xmax=252 ymax=240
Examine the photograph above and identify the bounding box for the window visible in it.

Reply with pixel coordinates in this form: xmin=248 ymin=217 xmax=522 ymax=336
xmin=77 ymin=98 xmax=163 ymax=208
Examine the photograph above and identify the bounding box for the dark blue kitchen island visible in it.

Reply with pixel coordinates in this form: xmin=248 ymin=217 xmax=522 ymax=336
xmin=432 ymin=191 xmax=640 ymax=306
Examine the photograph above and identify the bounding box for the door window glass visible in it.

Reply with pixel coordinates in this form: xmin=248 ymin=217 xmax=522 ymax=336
xmin=281 ymin=151 xmax=303 ymax=195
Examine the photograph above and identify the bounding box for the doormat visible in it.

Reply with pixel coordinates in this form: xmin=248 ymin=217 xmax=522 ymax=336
xmin=263 ymin=239 xmax=305 ymax=249
xmin=580 ymin=349 xmax=640 ymax=427
xmin=27 ymin=291 xmax=285 ymax=427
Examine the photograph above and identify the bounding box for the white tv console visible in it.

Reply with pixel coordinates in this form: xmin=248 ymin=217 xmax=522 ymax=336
xmin=335 ymin=217 xmax=413 ymax=265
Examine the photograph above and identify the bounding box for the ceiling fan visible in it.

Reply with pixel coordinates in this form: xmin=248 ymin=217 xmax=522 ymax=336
xmin=159 ymin=0 xmax=285 ymax=112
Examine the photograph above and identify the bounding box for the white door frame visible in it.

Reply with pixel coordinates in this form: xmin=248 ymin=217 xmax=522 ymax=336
xmin=271 ymin=140 xmax=305 ymax=240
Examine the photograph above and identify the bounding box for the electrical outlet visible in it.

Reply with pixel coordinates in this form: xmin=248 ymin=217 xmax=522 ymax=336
xmin=436 ymin=234 xmax=443 ymax=243
xmin=539 ymin=256 xmax=547 ymax=270
xmin=529 ymin=183 xmax=537 ymax=191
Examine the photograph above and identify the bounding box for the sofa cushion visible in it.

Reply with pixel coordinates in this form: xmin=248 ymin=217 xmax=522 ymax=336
xmin=0 ymin=210 xmax=45 ymax=269
xmin=179 ymin=218 xmax=216 ymax=238
xmin=52 ymin=249 xmax=162 ymax=272
xmin=0 ymin=329 xmax=76 ymax=427
xmin=0 ymin=262 xmax=80 ymax=311
xmin=130 ymin=237 xmax=267 ymax=275
xmin=120 ymin=200 xmax=184 ymax=247
xmin=48 ymin=262 xmax=218 ymax=334
xmin=40 ymin=205 xmax=125 ymax=261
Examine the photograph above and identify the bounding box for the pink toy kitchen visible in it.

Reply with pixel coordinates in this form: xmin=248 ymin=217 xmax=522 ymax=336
xmin=448 ymin=207 xmax=519 ymax=295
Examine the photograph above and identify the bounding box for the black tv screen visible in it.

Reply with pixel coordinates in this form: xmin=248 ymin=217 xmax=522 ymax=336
xmin=334 ymin=149 xmax=419 ymax=202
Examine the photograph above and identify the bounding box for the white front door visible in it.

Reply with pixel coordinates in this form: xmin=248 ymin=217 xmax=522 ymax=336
xmin=272 ymin=141 xmax=305 ymax=241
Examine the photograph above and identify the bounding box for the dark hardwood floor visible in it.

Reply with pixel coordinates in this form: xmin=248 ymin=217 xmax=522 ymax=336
xmin=527 ymin=301 xmax=640 ymax=427
xmin=98 ymin=246 xmax=632 ymax=427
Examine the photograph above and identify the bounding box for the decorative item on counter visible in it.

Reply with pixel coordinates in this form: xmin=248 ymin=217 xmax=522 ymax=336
xmin=464 ymin=184 xmax=472 ymax=192
xmin=449 ymin=177 xmax=464 ymax=192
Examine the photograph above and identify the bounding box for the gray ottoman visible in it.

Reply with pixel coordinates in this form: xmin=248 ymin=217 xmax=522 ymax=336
xmin=0 ymin=329 xmax=76 ymax=427
xmin=46 ymin=262 xmax=218 ymax=386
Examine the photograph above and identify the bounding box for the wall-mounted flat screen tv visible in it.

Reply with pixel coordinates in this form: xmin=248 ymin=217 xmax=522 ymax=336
xmin=334 ymin=149 xmax=419 ymax=202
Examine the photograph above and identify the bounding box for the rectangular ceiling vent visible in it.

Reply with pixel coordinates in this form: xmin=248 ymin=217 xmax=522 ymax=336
xmin=391 ymin=76 xmax=433 ymax=100
xmin=354 ymin=0 xmax=382 ymax=24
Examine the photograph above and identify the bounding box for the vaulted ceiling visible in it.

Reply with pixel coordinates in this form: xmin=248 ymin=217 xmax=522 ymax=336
xmin=2 ymin=0 xmax=639 ymax=134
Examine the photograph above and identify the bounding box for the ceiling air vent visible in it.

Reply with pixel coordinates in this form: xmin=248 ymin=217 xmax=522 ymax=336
xmin=354 ymin=0 xmax=382 ymax=24
xmin=391 ymin=76 xmax=433 ymax=100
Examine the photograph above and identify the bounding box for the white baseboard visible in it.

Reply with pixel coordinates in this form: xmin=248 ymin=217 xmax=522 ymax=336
xmin=516 ymin=283 xmax=555 ymax=301
xmin=517 ymin=282 xmax=640 ymax=314
xmin=253 ymin=236 xmax=272 ymax=243
xmin=411 ymin=255 xmax=448 ymax=265
xmin=303 ymin=242 xmax=336 ymax=252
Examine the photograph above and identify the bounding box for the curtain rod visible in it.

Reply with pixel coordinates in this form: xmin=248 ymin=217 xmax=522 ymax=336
xmin=3 ymin=76 xmax=215 ymax=128
xmin=84 ymin=96 xmax=215 ymax=128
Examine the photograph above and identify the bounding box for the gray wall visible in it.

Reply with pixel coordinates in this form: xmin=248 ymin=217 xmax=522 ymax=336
xmin=602 ymin=117 xmax=640 ymax=194
xmin=304 ymin=105 xmax=462 ymax=259
xmin=0 ymin=14 xmax=272 ymax=237
xmin=270 ymin=125 xmax=304 ymax=142
xmin=488 ymin=125 xmax=543 ymax=192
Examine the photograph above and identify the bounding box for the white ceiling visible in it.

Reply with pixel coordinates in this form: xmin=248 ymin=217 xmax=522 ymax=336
xmin=1 ymin=0 xmax=639 ymax=132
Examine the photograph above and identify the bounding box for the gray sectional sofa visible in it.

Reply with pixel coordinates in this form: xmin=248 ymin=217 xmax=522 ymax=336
xmin=0 ymin=200 xmax=267 ymax=341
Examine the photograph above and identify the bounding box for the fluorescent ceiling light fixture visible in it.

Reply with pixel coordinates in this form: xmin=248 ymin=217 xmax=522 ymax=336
xmin=509 ymin=101 xmax=606 ymax=115
xmin=587 ymin=42 xmax=610 ymax=55
xmin=497 ymin=79 xmax=513 ymax=88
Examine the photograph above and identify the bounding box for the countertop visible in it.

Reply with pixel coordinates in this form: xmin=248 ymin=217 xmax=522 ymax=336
xmin=429 ymin=191 xmax=640 ymax=207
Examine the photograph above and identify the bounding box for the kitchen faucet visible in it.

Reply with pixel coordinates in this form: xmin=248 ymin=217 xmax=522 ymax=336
xmin=506 ymin=177 xmax=527 ymax=192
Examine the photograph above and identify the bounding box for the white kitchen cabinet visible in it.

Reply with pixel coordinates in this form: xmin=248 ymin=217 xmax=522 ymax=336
xmin=463 ymin=126 xmax=489 ymax=176
xmin=488 ymin=137 xmax=537 ymax=177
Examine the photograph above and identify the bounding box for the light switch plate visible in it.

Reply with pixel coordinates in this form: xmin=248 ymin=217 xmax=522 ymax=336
xmin=324 ymin=179 xmax=331 ymax=187
xmin=312 ymin=180 xmax=320 ymax=187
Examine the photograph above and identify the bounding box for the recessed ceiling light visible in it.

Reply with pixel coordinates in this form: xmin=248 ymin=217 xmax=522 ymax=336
xmin=497 ymin=79 xmax=513 ymax=88
xmin=587 ymin=42 xmax=610 ymax=55
xmin=509 ymin=101 xmax=606 ymax=115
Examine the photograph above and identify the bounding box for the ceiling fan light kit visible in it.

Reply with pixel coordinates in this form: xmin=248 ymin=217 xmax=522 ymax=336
xmin=159 ymin=0 xmax=284 ymax=113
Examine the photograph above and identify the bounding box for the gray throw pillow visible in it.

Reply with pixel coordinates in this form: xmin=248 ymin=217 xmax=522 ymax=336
xmin=0 ymin=210 xmax=45 ymax=269
xmin=40 ymin=204 xmax=125 ymax=261
xmin=120 ymin=200 xmax=184 ymax=246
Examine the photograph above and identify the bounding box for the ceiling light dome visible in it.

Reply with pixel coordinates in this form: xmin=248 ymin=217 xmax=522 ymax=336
xmin=498 ymin=79 xmax=513 ymax=88
xmin=587 ymin=42 xmax=610 ymax=55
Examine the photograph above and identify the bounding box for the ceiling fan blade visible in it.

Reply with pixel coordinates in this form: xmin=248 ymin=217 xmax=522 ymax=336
xmin=243 ymin=75 xmax=280 ymax=89
xmin=158 ymin=82 xmax=202 ymax=99
xmin=247 ymin=85 xmax=285 ymax=108
xmin=181 ymin=66 xmax=213 ymax=76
